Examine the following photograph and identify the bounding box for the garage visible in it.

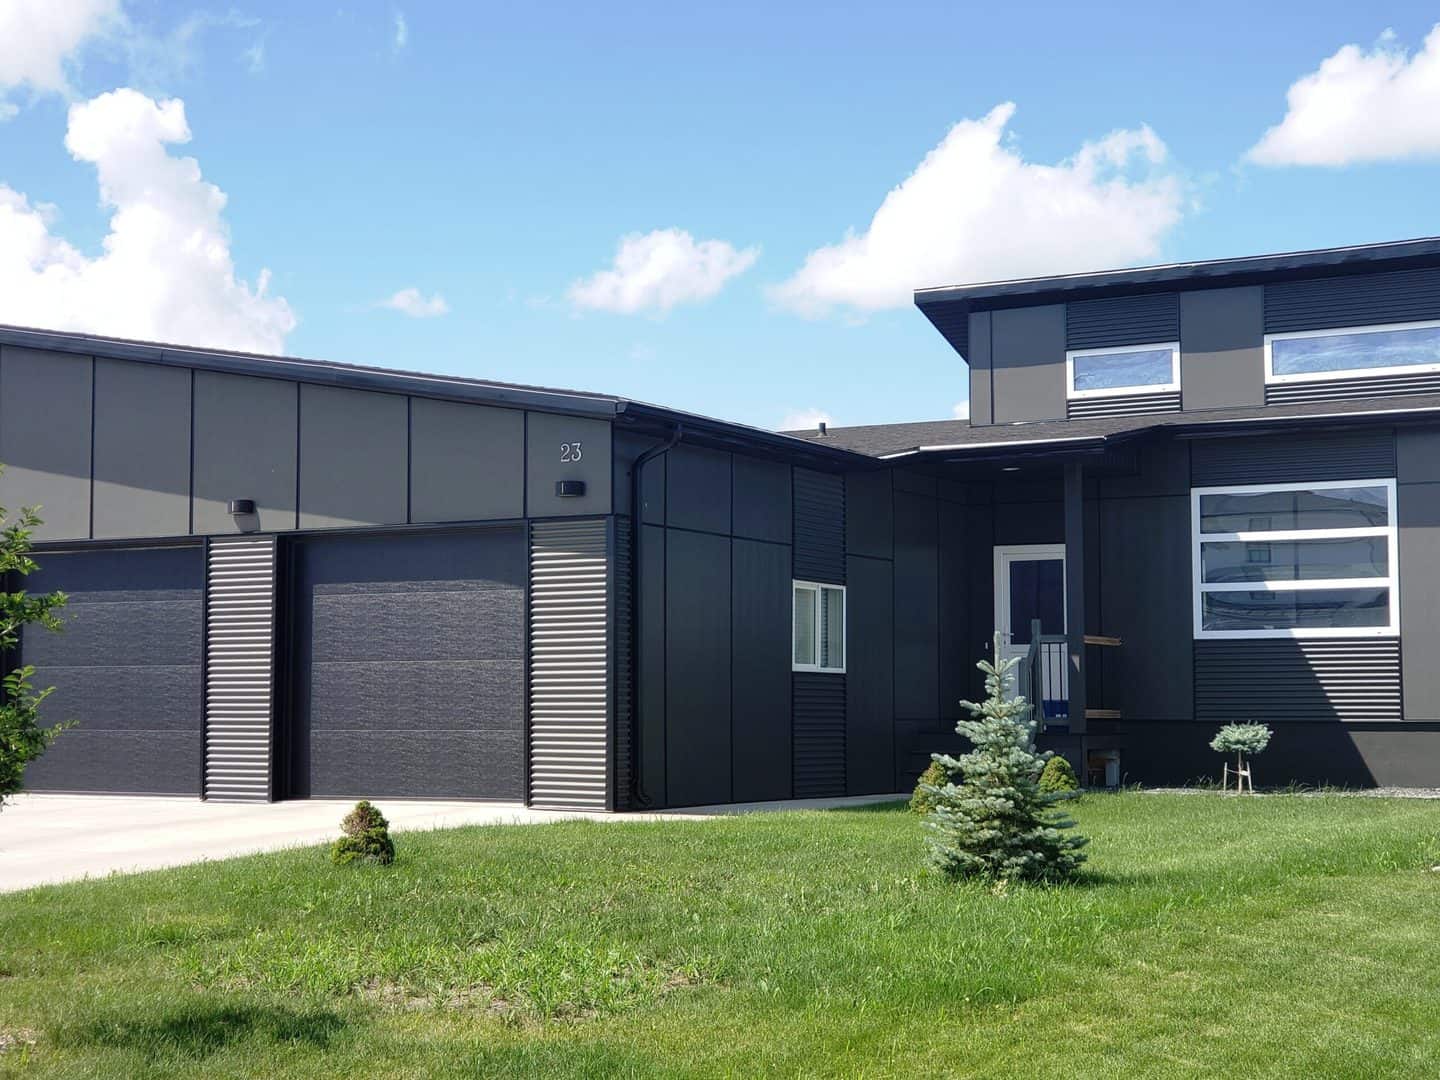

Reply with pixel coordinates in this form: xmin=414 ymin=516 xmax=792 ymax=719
xmin=283 ymin=528 xmax=526 ymax=800
xmin=20 ymin=545 xmax=205 ymax=795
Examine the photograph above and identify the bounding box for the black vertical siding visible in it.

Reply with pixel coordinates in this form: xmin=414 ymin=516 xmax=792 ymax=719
xmin=1264 ymin=267 xmax=1440 ymax=332
xmin=1066 ymin=293 xmax=1179 ymax=349
xmin=638 ymin=522 xmax=667 ymax=807
xmin=664 ymin=528 xmax=732 ymax=807
xmin=612 ymin=518 xmax=633 ymax=809
xmin=1195 ymin=639 xmax=1401 ymax=722
xmin=793 ymin=468 xmax=845 ymax=583
xmin=845 ymin=555 xmax=894 ymax=794
xmin=1190 ymin=431 xmax=1396 ymax=486
xmin=793 ymin=671 xmax=846 ymax=797
xmin=731 ymin=538 xmax=793 ymax=801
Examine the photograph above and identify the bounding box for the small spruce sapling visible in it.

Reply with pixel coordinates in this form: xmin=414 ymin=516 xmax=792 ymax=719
xmin=1210 ymin=723 xmax=1272 ymax=794
xmin=919 ymin=633 xmax=1087 ymax=882
xmin=331 ymin=800 xmax=396 ymax=865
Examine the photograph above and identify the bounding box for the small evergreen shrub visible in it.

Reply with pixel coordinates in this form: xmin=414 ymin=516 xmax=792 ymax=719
xmin=1038 ymin=755 xmax=1080 ymax=797
xmin=909 ymin=760 xmax=952 ymax=815
xmin=1210 ymin=723 xmax=1272 ymax=757
xmin=331 ymin=800 xmax=395 ymax=866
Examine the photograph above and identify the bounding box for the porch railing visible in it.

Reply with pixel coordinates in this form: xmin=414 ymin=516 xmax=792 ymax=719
xmin=1017 ymin=618 xmax=1122 ymax=731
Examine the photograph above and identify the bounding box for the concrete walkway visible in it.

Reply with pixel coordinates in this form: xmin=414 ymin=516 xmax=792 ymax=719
xmin=0 ymin=792 xmax=904 ymax=893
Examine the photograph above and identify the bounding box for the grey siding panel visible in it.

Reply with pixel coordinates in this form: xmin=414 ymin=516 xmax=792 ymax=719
xmin=204 ymin=536 xmax=277 ymax=801
xmin=731 ymin=538 xmax=793 ymax=801
xmin=1098 ymin=495 xmax=1192 ymax=721
xmin=0 ymin=347 xmax=92 ymax=540
xmin=290 ymin=530 xmax=525 ymax=800
xmin=793 ymin=672 xmax=845 ymax=797
xmin=1190 ymin=431 xmax=1396 ymax=486
xmin=1067 ymin=391 xmax=1180 ymax=420
xmin=1399 ymin=480 xmax=1440 ymax=720
xmin=845 ymin=470 xmax=893 ymax=559
xmin=936 ymin=501 xmax=970 ymax=729
xmin=1397 ymin=426 xmax=1440 ymax=484
xmin=298 ymin=384 xmax=407 ymax=529
xmin=1180 ymin=286 xmax=1266 ymax=411
xmin=638 ymin=523 xmax=667 ymax=806
xmin=526 ymin=412 xmax=613 ymax=518
xmin=793 ymin=468 xmax=845 ymax=583
xmin=1265 ymin=268 xmax=1440 ymax=332
xmin=968 ymin=311 xmax=993 ymax=427
xmin=529 ymin=519 xmax=611 ymax=810
xmin=92 ymin=359 xmax=191 ymax=539
xmin=1066 ymin=293 xmax=1179 ymax=349
xmin=21 ymin=546 xmax=203 ymax=794
xmin=845 ymin=555 xmax=893 ymax=794
xmin=667 ymin=445 xmax=732 ymax=534
xmin=193 ymin=372 xmax=297 ymax=534
xmin=409 ymin=398 xmax=524 ymax=523
xmin=732 ymin=453 xmax=791 ymax=543
xmin=1266 ymin=371 xmax=1440 ymax=405
xmin=892 ymin=492 xmax=939 ymax=720
xmin=991 ymin=304 xmax=1066 ymax=424
xmin=665 ymin=529 xmax=731 ymax=806
xmin=1194 ymin=639 xmax=1401 ymax=722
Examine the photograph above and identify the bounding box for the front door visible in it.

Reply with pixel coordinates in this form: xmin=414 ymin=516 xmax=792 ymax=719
xmin=994 ymin=544 xmax=1067 ymax=671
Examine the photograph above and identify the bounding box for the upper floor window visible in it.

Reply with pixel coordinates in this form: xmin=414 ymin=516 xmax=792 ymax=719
xmin=1265 ymin=320 xmax=1440 ymax=384
xmin=793 ymin=581 xmax=845 ymax=673
xmin=1066 ymin=342 xmax=1179 ymax=400
xmin=1191 ymin=479 xmax=1398 ymax=640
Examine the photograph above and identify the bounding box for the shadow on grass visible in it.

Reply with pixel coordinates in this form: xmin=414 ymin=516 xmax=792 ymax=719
xmin=62 ymin=1002 xmax=347 ymax=1059
xmin=824 ymin=799 xmax=910 ymax=814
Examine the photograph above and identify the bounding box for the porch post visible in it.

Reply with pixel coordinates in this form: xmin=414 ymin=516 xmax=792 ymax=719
xmin=1064 ymin=461 xmax=1087 ymax=735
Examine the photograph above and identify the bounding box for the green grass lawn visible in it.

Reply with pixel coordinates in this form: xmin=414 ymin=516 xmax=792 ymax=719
xmin=3 ymin=793 xmax=1439 ymax=1078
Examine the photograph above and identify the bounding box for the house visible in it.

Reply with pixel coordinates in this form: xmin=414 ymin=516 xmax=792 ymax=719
xmin=9 ymin=236 xmax=1440 ymax=809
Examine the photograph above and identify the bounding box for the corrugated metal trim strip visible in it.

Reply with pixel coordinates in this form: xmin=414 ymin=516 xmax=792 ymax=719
xmin=1265 ymin=267 xmax=1440 ymax=333
xmin=529 ymin=518 xmax=611 ymax=811
xmin=611 ymin=518 xmax=633 ymax=811
xmin=1067 ymin=391 xmax=1181 ymax=420
xmin=1066 ymin=293 xmax=1179 ymax=350
xmin=793 ymin=671 xmax=846 ymax=797
xmin=1195 ymin=639 xmax=1401 ymax=722
xmin=1190 ymin=430 xmax=1396 ymax=486
xmin=203 ymin=535 xmax=277 ymax=802
xmin=1266 ymin=371 xmax=1440 ymax=405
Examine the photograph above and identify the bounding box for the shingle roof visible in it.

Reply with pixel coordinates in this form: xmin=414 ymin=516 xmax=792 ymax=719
xmin=785 ymin=394 xmax=1440 ymax=459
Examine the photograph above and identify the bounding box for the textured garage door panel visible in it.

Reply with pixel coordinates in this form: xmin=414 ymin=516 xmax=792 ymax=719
xmin=21 ymin=546 xmax=204 ymax=794
xmin=290 ymin=530 xmax=525 ymax=800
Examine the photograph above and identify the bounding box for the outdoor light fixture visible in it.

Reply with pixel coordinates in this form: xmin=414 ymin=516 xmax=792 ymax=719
xmin=227 ymin=498 xmax=257 ymax=515
xmin=555 ymin=480 xmax=586 ymax=498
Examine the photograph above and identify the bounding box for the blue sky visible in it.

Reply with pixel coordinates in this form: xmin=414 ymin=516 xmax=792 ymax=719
xmin=2 ymin=2 xmax=1440 ymax=430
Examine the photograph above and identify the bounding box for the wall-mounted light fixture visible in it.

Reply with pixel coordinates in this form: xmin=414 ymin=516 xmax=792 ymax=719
xmin=555 ymin=480 xmax=587 ymax=498
xmin=227 ymin=498 xmax=257 ymax=515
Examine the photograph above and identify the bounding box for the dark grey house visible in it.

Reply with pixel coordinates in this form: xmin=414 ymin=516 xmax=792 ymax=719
xmin=11 ymin=236 xmax=1440 ymax=808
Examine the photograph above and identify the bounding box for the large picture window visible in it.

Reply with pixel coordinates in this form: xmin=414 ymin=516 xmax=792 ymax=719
xmin=1066 ymin=342 xmax=1179 ymax=399
xmin=793 ymin=581 xmax=845 ymax=672
xmin=1191 ymin=479 xmax=1399 ymax=639
xmin=1265 ymin=320 xmax=1440 ymax=384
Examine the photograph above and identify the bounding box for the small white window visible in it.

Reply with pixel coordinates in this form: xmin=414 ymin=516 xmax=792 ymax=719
xmin=1191 ymin=479 xmax=1399 ymax=640
xmin=793 ymin=581 xmax=845 ymax=673
xmin=1265 ymin=320 xmax=1440 ymax=385
xmin=1066 ymin=342 xmax=1180 ymax=400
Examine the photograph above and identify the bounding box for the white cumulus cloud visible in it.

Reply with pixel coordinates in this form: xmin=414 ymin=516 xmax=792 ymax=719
xmin=0 ymin=88 xmax=295 ymax=353
xmin=380 ymin=287 xmax=449 ymax=318
xmin=771 ymin=103 xmax=1184 ymax=317
xmin=1248 ymin=26 xmax=1440 ymax=166
xmin=393 ymin=10 xmax=408 ymax=50
xmin=569 ymin=228 xmax=759 ymax=315
xmin=779 ymin=408 xmax=833 ymax=432
xmin=952 ymin=400 xmax=970 ymax=420
xmin=0 ymin=0 xmax=121 ymax=102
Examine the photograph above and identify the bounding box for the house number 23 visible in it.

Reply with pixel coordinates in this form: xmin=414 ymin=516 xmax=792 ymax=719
xmin=560 ymin=441 xmax=583 ymax=463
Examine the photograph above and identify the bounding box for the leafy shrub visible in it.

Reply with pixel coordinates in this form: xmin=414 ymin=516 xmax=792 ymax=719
xmin=909 ymin=760 xmax=952 ymax=815
xmin=1038 ymin=755 xmax=1080 ymax=796
xmin=1210 ymin=723 xmax=1272 ymax=756
xmin=332 ymin=801 xmax=395 ymax=866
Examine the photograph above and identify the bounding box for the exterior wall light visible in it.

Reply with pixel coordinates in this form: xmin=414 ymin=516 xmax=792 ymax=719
xmin=228 ymin=498 xmax=257 ymax=515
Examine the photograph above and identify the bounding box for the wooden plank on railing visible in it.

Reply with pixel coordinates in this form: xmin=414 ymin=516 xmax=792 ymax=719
xmin=1083 ymin=634 xmax=1123 ymax=647
xmin=1085 ymin=708 xmax=1122 ymax=720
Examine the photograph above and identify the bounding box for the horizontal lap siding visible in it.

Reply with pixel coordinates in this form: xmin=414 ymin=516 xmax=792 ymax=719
xmin=1264 ymin=268 xmax=1440 ymax=332
xmin=1267 ymin=371 xmax=1440 ymax=404
xmin=1195 ymin=639 xmax=1401 ymax=722
xmin=793 ymin=672 xmax=846 ymax=797
xmin=793 ymin=469 xmax=845 ymax=584
xmin=1066 ymin=293 xmax=1179 ymax=349
xmin=1067 ymin=391 xmax=1181 ymax=419
xmin=1190 ymin=431 xmax=1396 ymax=486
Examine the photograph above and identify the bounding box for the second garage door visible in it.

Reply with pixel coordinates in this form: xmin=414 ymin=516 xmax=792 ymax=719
xmin=286 ymin=529 xmax=526 ymax=800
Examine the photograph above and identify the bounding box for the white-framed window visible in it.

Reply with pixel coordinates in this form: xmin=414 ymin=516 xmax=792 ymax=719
xmin=1191 ymin=478 xmax=1399 ymax=640
xmin=1265 ymin=320 xmax=1440 ymax=384
xmin=1066 ymin=342 xmax=1180 ymax=400
xmin=793 ymin=580 xmax=846 ymax=673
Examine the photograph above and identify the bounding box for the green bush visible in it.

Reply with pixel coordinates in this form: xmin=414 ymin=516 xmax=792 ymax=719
xmin=1038 ymin=755 xmax=1080 ymax=796
xmin=909 ymin=760 xmax=952 ymax=815
xmin=1210 ymin=723 xmax=1272 ymax=756
xmin=331 ymin=800 xmax=395 ymax=866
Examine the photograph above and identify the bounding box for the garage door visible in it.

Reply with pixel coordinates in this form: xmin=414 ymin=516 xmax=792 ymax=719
xmin=21 ymin=546 xmax=205 ymax=794
xmin=286 ymin=529 xmax=526 ymax=800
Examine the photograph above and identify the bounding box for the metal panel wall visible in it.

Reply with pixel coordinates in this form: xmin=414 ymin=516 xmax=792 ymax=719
xmin=991 ymin=304 xmax=1067 ymax=424
xmin=1067 ymin=391 xmax=1181 ymax=420
xmin=845 ymin=555 xmax=894 ymax=794
xmin=529 ymin=518 xmax=612 ymax=810
xmin=1066 ymin=293 xmax=1179 ymax=349
xmin=793 ymin=468 xmax=845 ymax=583
xmin=793 ymin=672 xmax=846 ymax=797
xmin=1190 ymin=431 xmax=1396 ymax=486
xmin=204 ymin=536 xmax=277 ymax=801
xmin=0 ymin=347 xmax=93 ymax=541
xmin=612 ymin=518 xmax=633 ymax=808
xmin=1179 ymin=286 xmax=1266 ymax=411
xmin=1264 ymin=267 xmax=1440 ymax=332
xmin=91 ymin=359 xmax=192 ymax=539
xmin=664 ymin=528 xmax=732 ymax=806
xmin=1195 ymin=639 xmax=1402 ymax=722
xmin=1266 ymin=371 xmax=1440 ymax=405
xmin=409 ymin=398 xmax=525 ymax=523
xmin=193 ymin=372 xmax=298 ymax=534
xmin=731 ymin=538 xmax=792 ymax=802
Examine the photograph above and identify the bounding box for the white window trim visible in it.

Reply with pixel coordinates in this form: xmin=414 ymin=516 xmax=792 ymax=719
xmin=792 ymin=580 xmax=846 ymax=674
xmin=1190 ymin=477 xmax=1400 ymax=640
xmin=1264 ymin=319 xmax=1440 ymax=385
xmin=1066 ymin=341 xmax=1180 ymax=400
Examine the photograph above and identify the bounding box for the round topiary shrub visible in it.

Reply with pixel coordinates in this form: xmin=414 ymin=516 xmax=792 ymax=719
xmin=332 ymin=800 xmax=395 ymax=866
xmin=1038 ymin=754 xmax=1080 ymax=797
xmin=909 ymin=759 xmax=952 ymax=815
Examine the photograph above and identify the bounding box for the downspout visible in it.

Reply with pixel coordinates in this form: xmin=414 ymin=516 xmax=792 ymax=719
xmin=627 ymin=423 xmax=682 ymax=808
